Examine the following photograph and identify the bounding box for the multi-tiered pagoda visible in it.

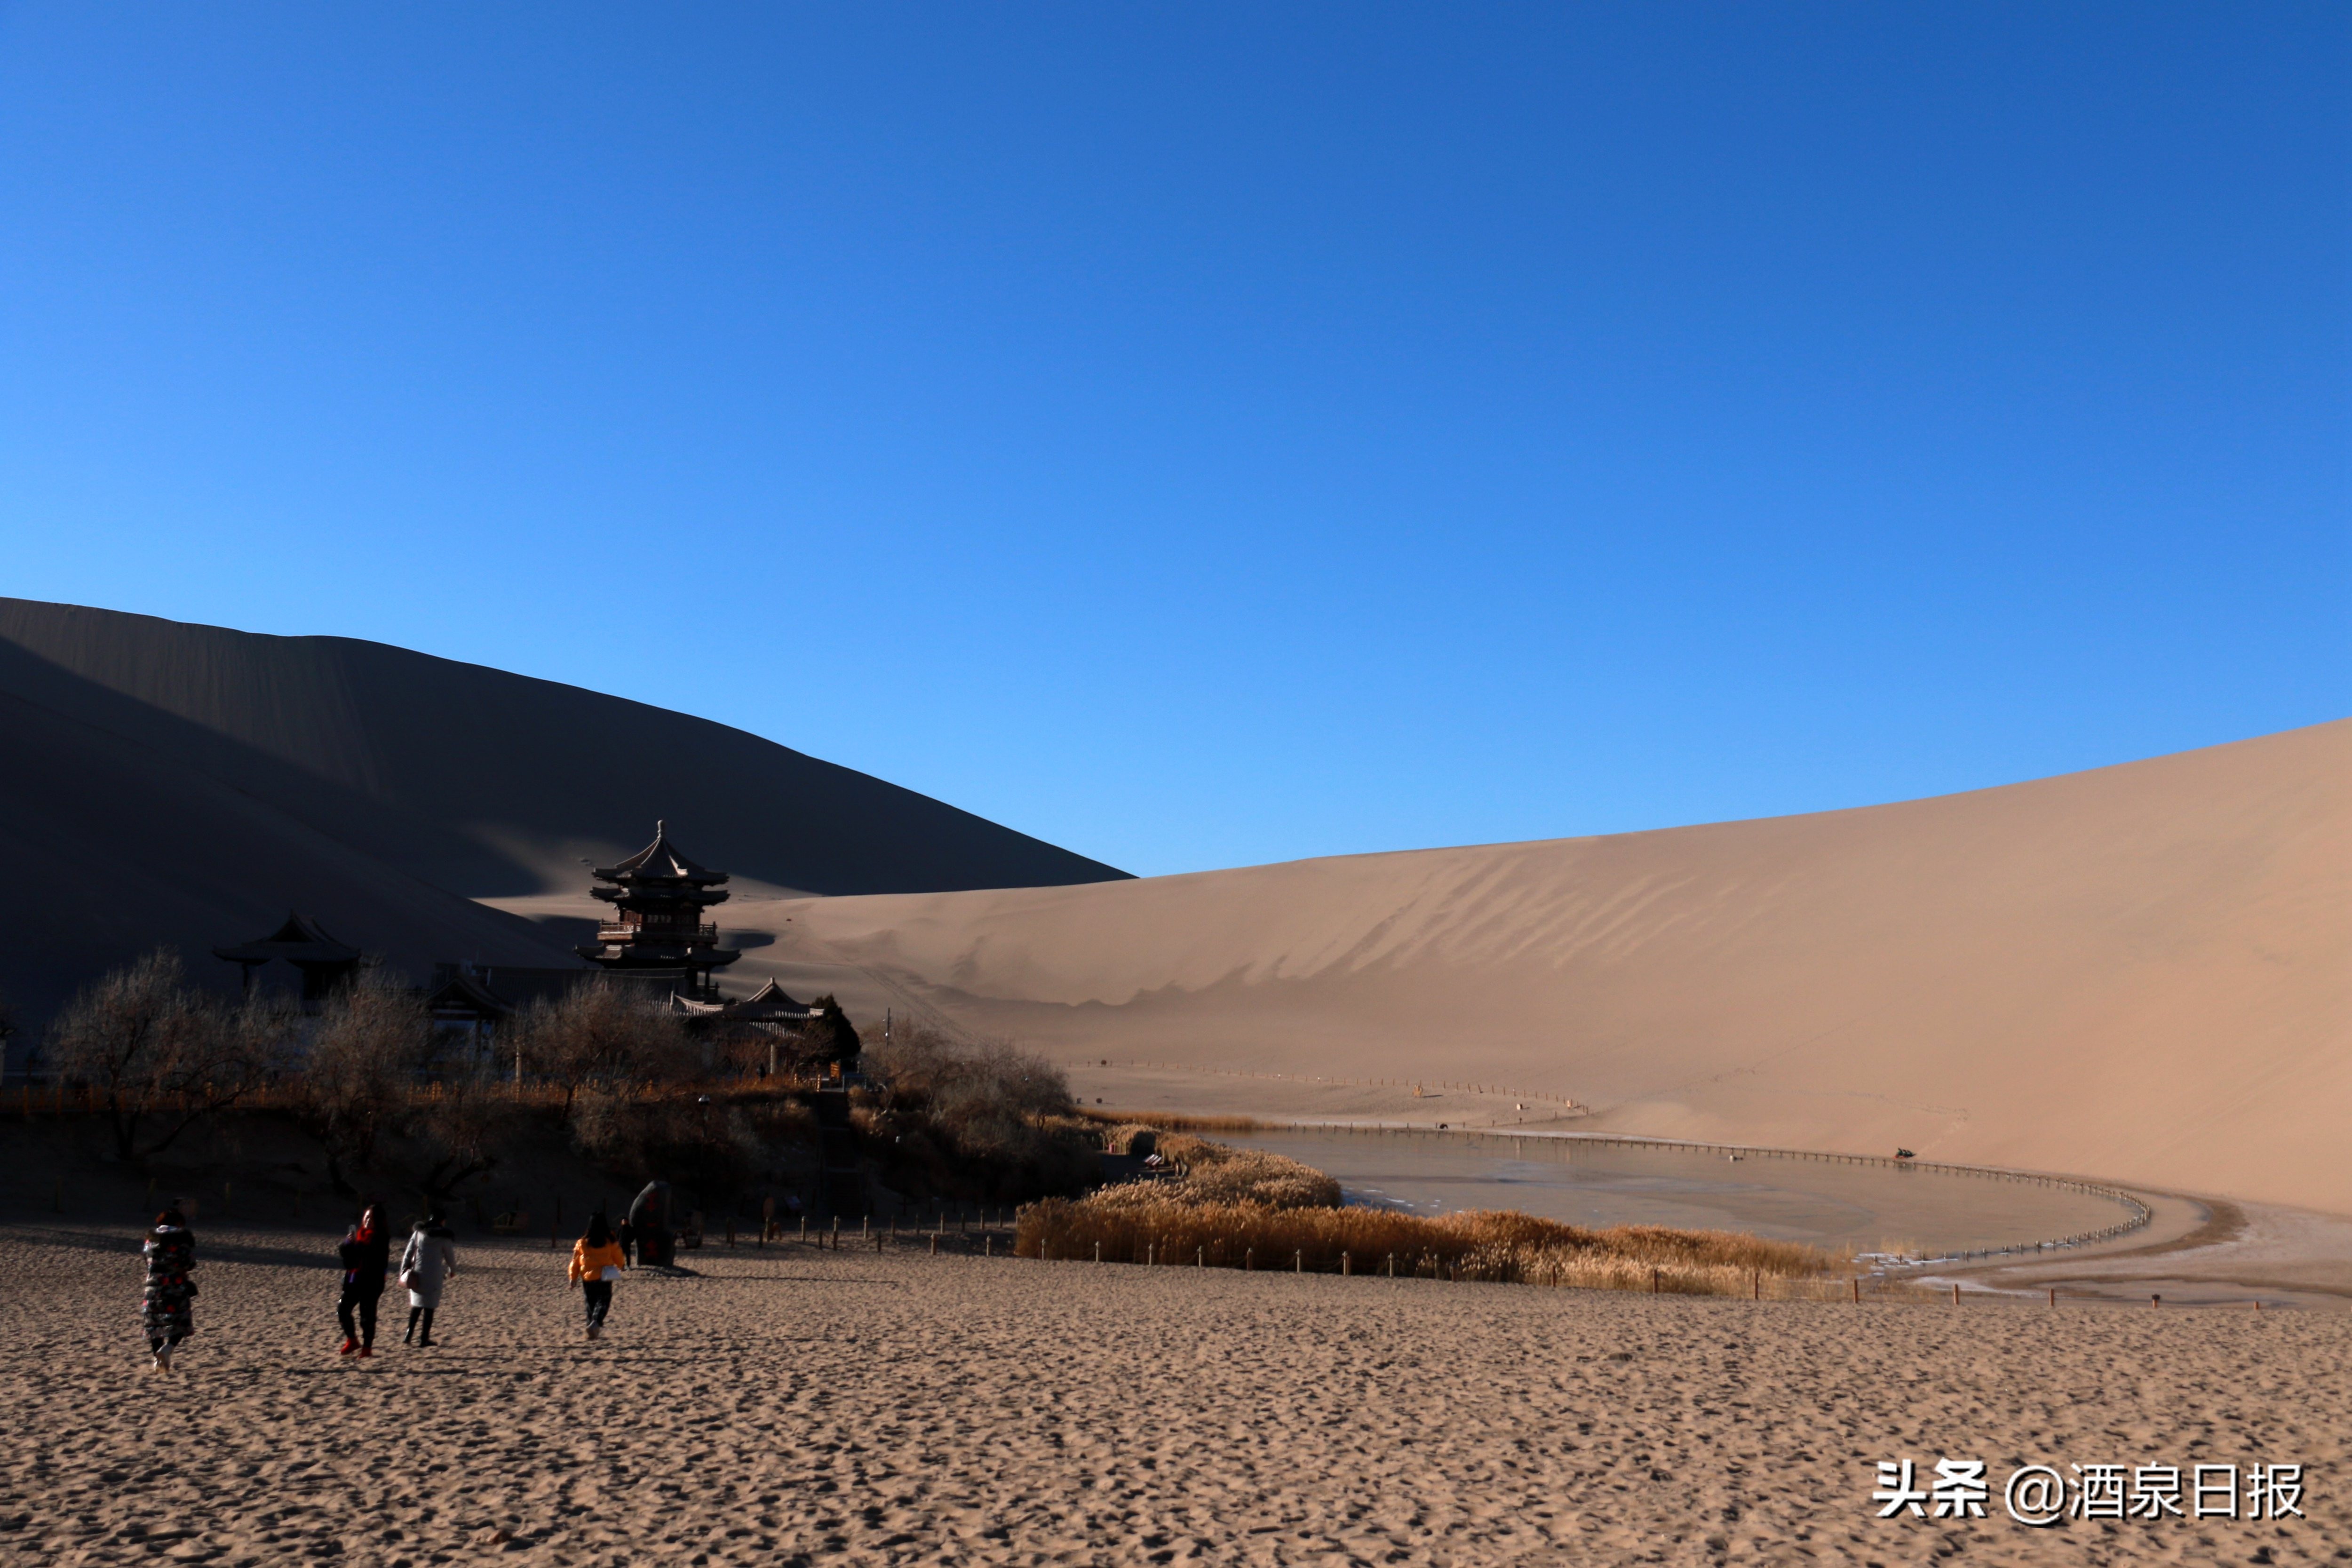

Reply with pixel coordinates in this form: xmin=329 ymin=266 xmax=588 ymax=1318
xmin=577 ymin=821 xmax=740 ymax=1000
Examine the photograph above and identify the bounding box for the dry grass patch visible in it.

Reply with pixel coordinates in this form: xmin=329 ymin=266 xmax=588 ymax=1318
xmin=1019 ymin=1129 xmax=1864 ymax=1297
xmin=1082 ymin=1109 xmax=1272 ymax=1135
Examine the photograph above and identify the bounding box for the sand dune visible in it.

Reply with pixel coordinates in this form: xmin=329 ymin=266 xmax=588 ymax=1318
xmin=708 ymin=722 xmax=2351 ymax=1214
xmin=0 ymin=598 xmax=1125 ymax=899
xmin=8 ymin=594 xmax=2343 ymax=1219
xmin=0 ymin=678 xmax=576 ymax=1024
xmin=0 ymin=598 xmax=1124 ymax=1030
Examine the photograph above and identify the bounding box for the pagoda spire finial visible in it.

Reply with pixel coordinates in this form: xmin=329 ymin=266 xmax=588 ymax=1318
xmin=657 ymin=818 xmax=666 ymax=838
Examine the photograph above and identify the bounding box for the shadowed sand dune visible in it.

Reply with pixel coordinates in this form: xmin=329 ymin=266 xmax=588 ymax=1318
xmin=694 ymin=721 xmax=2350 ymax=1215
xmin=0 ymin=598 xmax=1125 ymax=1023
xmin=0 ymin=677 xmax=577 ymax=1021
xmin=0 ymin=598 xmax=1125 ymax=899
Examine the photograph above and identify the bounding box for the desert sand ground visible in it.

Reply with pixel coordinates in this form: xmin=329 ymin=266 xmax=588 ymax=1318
xmin=3 ymin=1219 xmax=2342 ymax=1567
xmin=1060 ymin=1062 xmax=1583 ymax=1126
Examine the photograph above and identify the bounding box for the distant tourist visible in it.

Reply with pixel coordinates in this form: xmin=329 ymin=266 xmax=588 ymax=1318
xmin=569 ymin=1211 xmax=628 ymax=1340
xmin=336 ymin=1202 xmax=391 ymax=1358
xmin=140 ymin=1207 xmax=198 ymax=1374
xmin=398 ymin=1211 xmax=460 ymax=1348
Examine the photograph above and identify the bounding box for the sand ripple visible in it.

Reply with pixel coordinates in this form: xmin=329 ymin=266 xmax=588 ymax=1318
xmin=0 ymin=1222 xmax=2342 ymax=1565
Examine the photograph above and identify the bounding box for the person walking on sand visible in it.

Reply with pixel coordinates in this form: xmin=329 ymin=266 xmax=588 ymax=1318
xmin=398 ymin=1211 xmax=459 ymax=1348
xmin=336 ymin=1202 xmax=391 ymax=1358
xmin=140 ymin=1206 xmax=198 ymax=1374
xmin=568 ymin=1211 xmax=628 ymax=1341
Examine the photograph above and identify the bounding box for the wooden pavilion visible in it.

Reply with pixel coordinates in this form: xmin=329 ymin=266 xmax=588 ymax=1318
xmin=576 ymin=821 xmax=740 ymax=1001
xmin=213 ymin=911 xmax=362 ymax=1002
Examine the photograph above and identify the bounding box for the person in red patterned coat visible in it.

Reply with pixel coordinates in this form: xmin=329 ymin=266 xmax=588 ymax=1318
xmin=141 ymin=1208 xmax=198 ymax=1374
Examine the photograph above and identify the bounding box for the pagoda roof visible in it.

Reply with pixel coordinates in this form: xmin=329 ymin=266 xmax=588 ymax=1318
xmin=669 ymin=977 xmax=820 ymax=1022
xmin=723 ymin=979 xmax=817 ymax=1021
xmin=214 ymin=910 xmax=363 ymax=967
xmin=424 ymin=969 xmax=515 ymax=1019
xmin=590 ymin=820 xmax=730 ymax=885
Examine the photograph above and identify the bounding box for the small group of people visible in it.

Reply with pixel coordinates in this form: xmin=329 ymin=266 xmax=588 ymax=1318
xmin=332 ymin=1202 xmax=460 ymax=1356
xmin=135 ymin=1201 xmax=634 ymax=1368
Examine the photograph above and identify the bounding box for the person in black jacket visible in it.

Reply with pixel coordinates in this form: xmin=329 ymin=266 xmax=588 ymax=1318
xmin=336 ymin=1202 xmax=391 ymax=1358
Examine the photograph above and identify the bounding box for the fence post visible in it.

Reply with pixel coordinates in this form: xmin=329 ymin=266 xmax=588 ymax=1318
xmin=1094 ymin=1241 xmax=1102 ymax=1264
xmin=1294 ymin=1250 xmax=1303 ymax=1274
xmin=1245 ymin=1247 xmax=1254 ymax=1271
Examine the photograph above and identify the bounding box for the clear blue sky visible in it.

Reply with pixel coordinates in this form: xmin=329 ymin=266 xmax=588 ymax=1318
xmin=1 ymin=5 xmax=2344 ymax=877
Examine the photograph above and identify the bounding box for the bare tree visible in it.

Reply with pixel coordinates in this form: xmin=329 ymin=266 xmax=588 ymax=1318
xmin=48 ymin=948 xmax=259 ymax=1162
xmin=411 ymin=1072 xmax=518 ymax=1213
xmin=517 ymin=980 xmax=695 ymax=1111
xmin=294 ymin=973 xmax=430 ymax=1195
xmin=868 ymin=1021 xmax=1072 ymax=1159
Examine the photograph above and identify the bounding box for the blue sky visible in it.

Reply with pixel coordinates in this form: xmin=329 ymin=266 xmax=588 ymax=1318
xmin=1 ymin=4 xmax=2344 ymax=877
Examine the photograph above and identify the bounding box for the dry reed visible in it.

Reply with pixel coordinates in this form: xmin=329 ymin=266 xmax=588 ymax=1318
xmin=1018 ymin=1194 xmax=1846 ymax=1296
xmin=1081 ymin=1109 xmax=1273 ymax=1135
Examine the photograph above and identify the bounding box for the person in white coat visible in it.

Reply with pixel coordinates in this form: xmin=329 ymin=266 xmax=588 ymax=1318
xmin=398 ymin=1212 xmax=459 ymax=1347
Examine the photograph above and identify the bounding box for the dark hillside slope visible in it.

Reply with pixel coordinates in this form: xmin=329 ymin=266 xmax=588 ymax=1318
xmin=0 ymin=599 xmax=1129 ymax=900
xmin=0 ymin=682 xmax=579 ymax=1027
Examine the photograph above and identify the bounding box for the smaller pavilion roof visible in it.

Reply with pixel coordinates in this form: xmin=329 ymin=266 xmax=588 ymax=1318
xmin=425 ymin=969 xmax=515 ymax=1020
xmin=214 ymin=911 xmax=363 ymax=968
xmin=671 ymin=978 xmax=821 ymax=1022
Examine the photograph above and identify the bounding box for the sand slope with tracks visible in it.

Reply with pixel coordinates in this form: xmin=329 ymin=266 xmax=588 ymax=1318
xmin=675 ymin=721 xmax=2351 ymax=1214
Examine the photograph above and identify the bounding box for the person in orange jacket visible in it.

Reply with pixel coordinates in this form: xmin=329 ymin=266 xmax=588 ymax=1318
xmin=568 ymin=1211 xmax=628 ymax=1340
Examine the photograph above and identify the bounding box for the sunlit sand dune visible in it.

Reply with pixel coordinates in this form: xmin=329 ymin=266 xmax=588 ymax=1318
xmin=705 ymin=722 xmax=2350 ymax=1214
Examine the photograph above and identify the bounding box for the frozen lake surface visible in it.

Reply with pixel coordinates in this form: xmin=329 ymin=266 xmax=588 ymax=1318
xmin=1223 ymin=1128 xmax=2137 ymax=1256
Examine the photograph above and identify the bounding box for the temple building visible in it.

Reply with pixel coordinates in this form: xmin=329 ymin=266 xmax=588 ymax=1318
xmin=669 ymin=977 xmax=821 ymax=1027
xmin=214 ymin=911 xmax=362 ymax=1003
xmin=577 ymin=821 xmax=740 ymax=1001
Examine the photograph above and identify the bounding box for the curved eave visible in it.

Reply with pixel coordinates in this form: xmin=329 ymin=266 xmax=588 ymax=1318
xmin=578 ymin=946 xmax=742 ymax=966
